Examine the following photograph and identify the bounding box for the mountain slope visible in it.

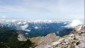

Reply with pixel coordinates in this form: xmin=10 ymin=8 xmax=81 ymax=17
xmin=0 ymin=26 xmax=34 ymax=48
xmin=30 ymin=25 xmax=85 ymax=48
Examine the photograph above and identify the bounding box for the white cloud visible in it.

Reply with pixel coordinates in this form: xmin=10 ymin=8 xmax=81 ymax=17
xmin=65 ymin=20 xmax=83 ymax=28
xmin=70 ymin=20 xmax=83 ymax=27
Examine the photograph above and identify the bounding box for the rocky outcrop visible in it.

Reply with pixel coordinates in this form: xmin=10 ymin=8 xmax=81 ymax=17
xmin=30 ymin=25 xmax=85 ymax=48
xmin=52 ymin=25 xmax=85 ymax=48
xmin=17 ymin=33 xmax=27 ymax=41
xmin=73 ymin=25 xmax=85 ymax=48
xmin=30 ymin=33 xmax=60 ymax=47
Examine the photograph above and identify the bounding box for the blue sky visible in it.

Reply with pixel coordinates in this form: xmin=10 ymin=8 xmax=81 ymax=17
xmin=0 ymin=0 xmax=84 ymax=21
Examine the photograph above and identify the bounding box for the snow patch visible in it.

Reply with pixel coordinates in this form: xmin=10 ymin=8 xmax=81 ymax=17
xmin=20 ymin=24 xmax=29 ymax=30
xmin=34 ymin=26 xmax=39 ymax=29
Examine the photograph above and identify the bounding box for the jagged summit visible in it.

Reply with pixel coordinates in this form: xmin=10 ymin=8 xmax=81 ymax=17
xmin=74 ymin=25 xmax=85 ymax=32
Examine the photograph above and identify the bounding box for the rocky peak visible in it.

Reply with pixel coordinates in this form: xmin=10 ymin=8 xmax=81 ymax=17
xmin=30 ymin=25 xmax=85 ymax=48
xmin=74 ymin=25 xmax=85 ymax=33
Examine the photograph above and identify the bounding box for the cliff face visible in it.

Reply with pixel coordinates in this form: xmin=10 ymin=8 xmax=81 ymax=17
xmin=30 ymin=25 xmax=85 ymax=48
xmin=73 ymin=25 xmax=85 ymax=48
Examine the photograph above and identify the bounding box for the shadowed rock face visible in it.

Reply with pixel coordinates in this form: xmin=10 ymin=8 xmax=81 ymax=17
xmin=30 ymin=25 xmax=85 ymax=48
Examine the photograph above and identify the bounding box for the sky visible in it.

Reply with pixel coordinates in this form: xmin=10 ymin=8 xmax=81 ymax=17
xmin=0 ymin=0 xmax=84 ymax=21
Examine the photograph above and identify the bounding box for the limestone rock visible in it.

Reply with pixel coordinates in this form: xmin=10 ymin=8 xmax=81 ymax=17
xmin=17 ymin=33 xmax=27 ymax=41
xmin=30 ymin=25 xmax=85 ymax=48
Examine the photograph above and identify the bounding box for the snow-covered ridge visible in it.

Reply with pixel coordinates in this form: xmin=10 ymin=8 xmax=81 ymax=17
xmin=0 ymin=19 xmax=83 ymax=33
xmin=0 ymin=19 xmax=69 ymax=23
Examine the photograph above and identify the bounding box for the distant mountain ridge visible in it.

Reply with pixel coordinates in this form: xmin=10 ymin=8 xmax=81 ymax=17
xmin=0 ymin=20 xmax=83 ymax=37
xmin=0 ymin=20 xmax=72 ymax=37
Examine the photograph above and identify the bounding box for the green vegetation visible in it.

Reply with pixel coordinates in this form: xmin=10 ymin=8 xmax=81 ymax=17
xmin=0 ymin=27 xmax=34 ymax=48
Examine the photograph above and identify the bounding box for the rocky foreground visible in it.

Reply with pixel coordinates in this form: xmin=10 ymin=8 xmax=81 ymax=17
xmin=29 ymin=25 xmax=85 ymax=48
